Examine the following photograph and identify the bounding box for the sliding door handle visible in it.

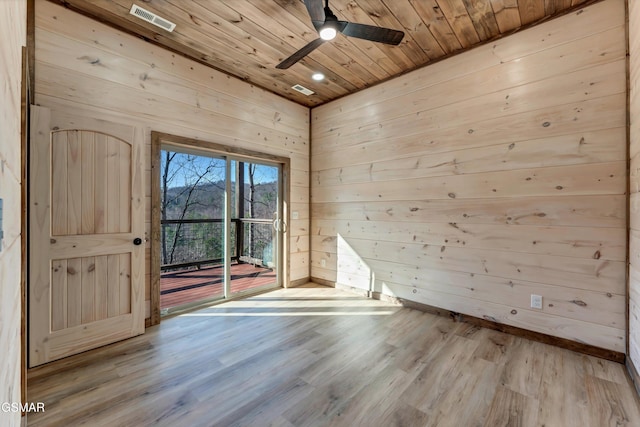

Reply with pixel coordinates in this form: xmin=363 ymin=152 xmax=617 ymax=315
xmin=272 ymin=218 xmax=287 ymax=233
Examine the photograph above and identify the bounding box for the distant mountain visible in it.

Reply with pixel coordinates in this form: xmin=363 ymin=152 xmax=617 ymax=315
xmin=163 ymin=180 xmax=278 ymax=220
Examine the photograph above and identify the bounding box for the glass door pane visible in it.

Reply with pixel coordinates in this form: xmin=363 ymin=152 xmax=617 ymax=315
xmin=159 ymin=149 xmax=227 ymax=312
xmin=230 ymin=160 xmax=281 ymax=295
xmin=158 ymin=148 xmax=283 ymax=314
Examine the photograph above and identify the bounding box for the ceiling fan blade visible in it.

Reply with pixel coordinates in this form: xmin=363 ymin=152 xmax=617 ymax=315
xmin=276 ymin=38 xmax=325 ymax=69
xmin=303 ymin=0 xmax=325 ymax=24
xmin=340 ymin=22 xmax=404 ymax=45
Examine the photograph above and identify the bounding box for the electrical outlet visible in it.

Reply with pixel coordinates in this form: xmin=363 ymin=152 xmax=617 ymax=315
xmin=292 ymin=211 xmax=299 ymax=220
xmin=321 ymin=259 xmax=326 ymax=268
xmin=531 ymin=294 xmax=543 ymax=310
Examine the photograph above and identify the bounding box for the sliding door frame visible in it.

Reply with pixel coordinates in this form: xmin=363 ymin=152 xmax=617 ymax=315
xmin=227 ymin=159 xmax=284 ymax=300
xmin=150 ymin=132 xmax=290 ymax=326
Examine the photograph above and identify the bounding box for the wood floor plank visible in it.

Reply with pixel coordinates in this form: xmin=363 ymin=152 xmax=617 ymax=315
xmin=380 ymin=402 xmax=431 ymax=426
xmin=26 ymin=284 xmax=640 ymax=426
xmin=482 ymin=386 xmax=539 ymax=427
xmin=585 ymin=375 xmax=640 ymax=426
xmin=584 ymin=353 xmax=632 ymax=385
xmin=499 ymin=338 xmax=546 ymax=398
xmin=399 ymin=334 xmax=480 ymax=413
xmin=426 ymin=355 xmax=502 ymax=427
xmin=325 ymin=367 xmax=409 ymax=426
xmin=472 ymin=327 xmax=515 ymax=364
xmin=537 ymin=350 xmax=590 ymax=427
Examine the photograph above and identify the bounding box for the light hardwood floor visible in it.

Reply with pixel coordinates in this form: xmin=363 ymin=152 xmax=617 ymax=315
xmin=27 ymin=284 xmax=640 ymax=426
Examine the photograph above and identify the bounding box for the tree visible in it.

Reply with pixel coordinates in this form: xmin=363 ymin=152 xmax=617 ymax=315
xmin=161 ymin=154 xmax=279 ymax=269
xmin=242 ymin=163 xmax=278 ymax=264
xmin=247 ymin=163 xmax=257 ymax=258
xmin=160 ymin=151 xmax=225 ymax=266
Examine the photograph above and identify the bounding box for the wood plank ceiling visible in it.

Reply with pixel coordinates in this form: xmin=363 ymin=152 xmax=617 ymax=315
xmin=49 ymin=0 xmax=599 ymax=107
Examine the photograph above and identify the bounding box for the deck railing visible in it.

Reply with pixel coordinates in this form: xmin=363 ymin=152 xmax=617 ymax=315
xmin=160 ymin=218 xmax=274 ymax=271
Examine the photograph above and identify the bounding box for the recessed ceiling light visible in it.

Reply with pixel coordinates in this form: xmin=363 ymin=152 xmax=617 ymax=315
xmin=312 ymin=73 xmax=325 ymax=81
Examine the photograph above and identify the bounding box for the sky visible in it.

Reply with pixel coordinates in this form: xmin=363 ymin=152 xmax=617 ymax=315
xmin=161 ymin=150 xmax=278 ymax=189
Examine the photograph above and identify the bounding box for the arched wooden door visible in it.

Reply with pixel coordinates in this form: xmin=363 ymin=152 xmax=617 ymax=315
xmin=29 ymin=106 xmax=145 ymax=367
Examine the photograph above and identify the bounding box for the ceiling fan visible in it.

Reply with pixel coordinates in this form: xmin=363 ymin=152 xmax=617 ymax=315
xmin=276 ymin=0 xmax=405 ymax=69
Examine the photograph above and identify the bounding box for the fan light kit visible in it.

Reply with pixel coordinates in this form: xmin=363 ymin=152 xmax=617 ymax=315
xmin=319 ymin=26 xmax=337 ymax=41
xmin=276 ymin=0 xmax=404 ymax=69
xmin=312 ymin=73 xmax=325 ymax=81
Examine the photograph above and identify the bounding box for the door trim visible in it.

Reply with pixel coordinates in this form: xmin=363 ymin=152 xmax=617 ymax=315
xmin=149 ymin=131 xmax=290 ymax=326
xmin=21 ymin=44 xmax=30 ymax=409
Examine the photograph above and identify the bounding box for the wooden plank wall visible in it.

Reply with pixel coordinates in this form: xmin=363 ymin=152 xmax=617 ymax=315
xmin=34 ymin=1 xmax=310 ymax=322
xmin=311 ymin=0 xmax=627 ymax=353
xmin=629 ymin=0 xmax=640 ymax=388
xmin=0 ymin=0 xmax=26 ymax=425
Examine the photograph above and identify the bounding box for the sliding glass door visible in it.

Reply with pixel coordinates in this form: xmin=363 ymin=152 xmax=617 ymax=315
xmin=230 ymin=160 xmax=282 ymax=296
xmin=159 ymin=147 xmax=282 ymax=314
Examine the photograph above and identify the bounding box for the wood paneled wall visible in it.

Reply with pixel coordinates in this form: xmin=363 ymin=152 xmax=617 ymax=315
xmin=34 ymin=1 xmax=310 ymax=322
xmin=629 ymin=0 xmax=640 ymax=389
xmin=0 ymin=0 xmax=26 ymax=425
xmin=311 ymin=0 xmax=627 ymax=352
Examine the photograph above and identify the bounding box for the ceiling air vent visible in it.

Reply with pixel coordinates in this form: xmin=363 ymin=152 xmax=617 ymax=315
xmin=130 ymin=4 xmax=176 ymax=32
xmin=291 ymin=84 xmax=314 ymax=96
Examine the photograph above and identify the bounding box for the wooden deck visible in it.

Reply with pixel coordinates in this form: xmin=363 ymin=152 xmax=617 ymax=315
xmin=160 ymin=263 xmax=276 ymax=309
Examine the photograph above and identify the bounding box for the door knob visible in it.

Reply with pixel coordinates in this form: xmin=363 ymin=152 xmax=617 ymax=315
xmin=133 ymin=238 xmax=143 ymax=245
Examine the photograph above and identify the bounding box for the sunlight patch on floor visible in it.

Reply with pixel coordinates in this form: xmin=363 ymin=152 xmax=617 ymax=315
xmin=179 ymin=310 xmax=398 ymax=317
